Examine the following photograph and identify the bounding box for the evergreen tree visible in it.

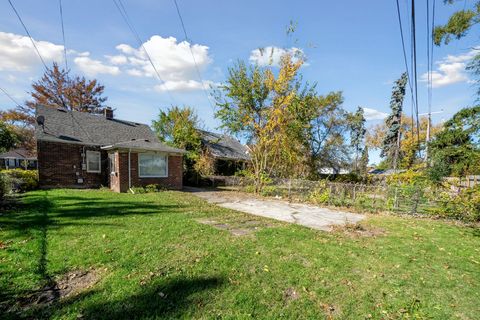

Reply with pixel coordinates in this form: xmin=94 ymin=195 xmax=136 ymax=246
xmin=349 ymin=106 xmax=366 ymax=173
xmin=359 ymin=145 xmax=369 ymax=175
xmin=381 ymin=73 xmax=408 ymax=169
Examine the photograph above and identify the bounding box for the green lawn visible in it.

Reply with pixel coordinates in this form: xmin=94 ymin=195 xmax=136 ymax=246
xmin=1 ymin=189 xmax=479 ymax=319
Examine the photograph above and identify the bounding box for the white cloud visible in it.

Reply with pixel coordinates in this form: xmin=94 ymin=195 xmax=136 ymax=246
xmin=362 ymin=107 xmax=388 ymax=121
xmin=0 ymin=31 xmax=64 ymax=71
xmin=114 ymin=35 xmax=213 ymax=91
xmin=249 ymin=46 xmax=306 ymax=67
xmin=74 ymin=54 xmax=120 ymax=76
xmin=105 ymin=54 xmax=128 ymax=65
xmin=421 ymin=49 xmax=478 ymax=88
xmin=154 ymin=80 xmax=217 ymax=92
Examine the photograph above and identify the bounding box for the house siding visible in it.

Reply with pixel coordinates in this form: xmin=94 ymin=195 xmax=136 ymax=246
xmin=111 ymin=151 xmax=182 ymax=192
xmin=37 ymin=140 xmax=108 ymax=188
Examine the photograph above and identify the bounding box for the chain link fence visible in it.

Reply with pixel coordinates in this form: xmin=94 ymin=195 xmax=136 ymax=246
xmin=221 ymin=176 xmax=463 ymax=217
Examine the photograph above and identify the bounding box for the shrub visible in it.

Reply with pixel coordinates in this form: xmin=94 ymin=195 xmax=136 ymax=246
xmin=0 ymin=172 xmax=11 ymax=201
xmin=0 ymin=169 xmax=38 ymax=193
xmin=260 ymin=185 xmax=279 ymax=197
xmin=429 ymin=185 xmax=480 ymax=222
xmin=130 ymin=184 xmax=166 ymax=194
xmin=308 ymin=181 xmax=330 ymax=204
xmin=130 ymin=186 xmax=146 ymax=194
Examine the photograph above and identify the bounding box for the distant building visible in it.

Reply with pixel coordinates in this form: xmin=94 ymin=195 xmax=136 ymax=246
xmin=0 ymin=148 xmax=37 ymax=170
xmin=319 ymin=167 xmax=350 ymax=175
xmin=199 ymin=130 xmax=250 ymax=176
xmin=368 ymin=169 xmax=406 ymax=175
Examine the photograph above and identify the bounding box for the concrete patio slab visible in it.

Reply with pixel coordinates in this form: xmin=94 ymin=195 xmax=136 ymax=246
xmin=187 ymin=188 xmax=365 ymax=231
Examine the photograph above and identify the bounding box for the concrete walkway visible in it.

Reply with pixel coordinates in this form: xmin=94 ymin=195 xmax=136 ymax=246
xmin=187 ymin=188 xmax=365 ymax=231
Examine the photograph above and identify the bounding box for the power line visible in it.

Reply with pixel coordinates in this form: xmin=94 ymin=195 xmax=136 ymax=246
xmin=395 ymin=0 xmax=415 ymax=110
xmin=59 ymin=0 xmax=68 ymax=70
xmin=172 ymin=0 xmax=215 ymax=111
xmin=7 ymin=0 xmax=48 ymax=71
xmin=112 ymin=0 xmax=177 ymax=105
xmin=411 ymin=0 xmax=420 ymax=142
xmin=0 ymin=87 xmax=22 ymax=107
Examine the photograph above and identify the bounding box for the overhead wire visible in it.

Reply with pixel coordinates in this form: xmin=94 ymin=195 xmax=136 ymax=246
xmin=395 ymin=0 xmax=415 ymax=99
xmin=59 ymin=0 xmax=68 ymax=70
xmin=411 ymin=0 xmax=420 ymax=143
xmin=0 ymin=87 xmax=22 ymax=108
xmin=172 ymin=0 xmax=215 ymax=111
xmin=112 ymin=0 xmax=178 ymax=105
xmin=7 ymin=0 xmax=48 ymax=71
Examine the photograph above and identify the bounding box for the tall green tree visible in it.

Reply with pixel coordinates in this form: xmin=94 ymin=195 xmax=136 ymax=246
xmin=152 ymin=106 xmax=202 ymax=159
xmin=359 ymin=146 xmax=369 ymax=175
xmin=304 ymin=92 xmax=350 ymax=176
xmin=348 ymin=107 xmax=366 ymax=173
xmin=434 ymin=1 xmax=480 ymax=97
xmin=381 ymin=73 xmax=408 ymax=169
xmin=0 ymin=121 xmax=17 ymax=153
xmin=428 ymin=106 xmax=480 ymax=179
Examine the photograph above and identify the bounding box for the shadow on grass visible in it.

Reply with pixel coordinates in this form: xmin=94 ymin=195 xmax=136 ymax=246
xmin=80 ymin=276 xmax=224 ymax=319
xmin=8 ymin=276 xmax=224 ymax=320
xmin=0 ymin=191 xmax=187 ymax=315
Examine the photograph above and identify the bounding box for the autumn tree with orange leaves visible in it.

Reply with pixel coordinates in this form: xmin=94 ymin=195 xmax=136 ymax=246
xmin=0 ymin=63 xmax=109 ymax=151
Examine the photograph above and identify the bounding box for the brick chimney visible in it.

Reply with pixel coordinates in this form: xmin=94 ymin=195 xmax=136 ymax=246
xmin=104 ymin=107 xmax=113 ymax=120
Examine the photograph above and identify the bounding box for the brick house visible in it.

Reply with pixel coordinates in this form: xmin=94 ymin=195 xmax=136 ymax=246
xmin=35 ymin=105 xmax=185 ymax=192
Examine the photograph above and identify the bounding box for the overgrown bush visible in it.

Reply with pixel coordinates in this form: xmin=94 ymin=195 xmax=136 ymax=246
xmin=130 ymin=184 xmax=166 ymax=194
xmin=0 ymin=169 xmax=38 ymax=193
xmin=308 ymin=181 xmax=330 ymax=204
xmin=429 ymin=185 xmax=480 ymax=222
xmin=0 ymin=172 xmax=11 ymax=201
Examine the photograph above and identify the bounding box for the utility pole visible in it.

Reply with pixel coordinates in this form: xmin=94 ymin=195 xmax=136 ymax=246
xmin=420 ymin=110 xmax=443 ymax=162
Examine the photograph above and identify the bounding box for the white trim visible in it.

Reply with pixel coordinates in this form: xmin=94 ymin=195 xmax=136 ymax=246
xmin=86 ymin=150 xmax=101 ymax=173
xmin=138 ymin=152 xmax=168 ymax=178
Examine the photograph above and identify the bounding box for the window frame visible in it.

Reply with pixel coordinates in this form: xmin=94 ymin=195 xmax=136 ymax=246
xmin=86 ymin=150 xmax=101 ymax=173
xmin=138 ymin=153 xmax=168 ymax=178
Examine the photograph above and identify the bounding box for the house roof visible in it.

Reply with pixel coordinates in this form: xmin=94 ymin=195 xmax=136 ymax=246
xmin=101 ymin=139 xmax=186 ymax=154
xmin=35 ymin=105 xmax=158 ymax=146
xmin=368 ymin=169 xmax=406 ymax=175
xmin=0 ymin=148 xmax=37 ymax=159
xmin=199 ymin=130 xmax=250 ymax=161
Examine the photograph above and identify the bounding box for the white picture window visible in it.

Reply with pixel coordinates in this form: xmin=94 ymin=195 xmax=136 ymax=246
xmin=86 ymin=151 xmax=101 ymax=173
xmin=139 ymin=153 xmax=167 ymax=178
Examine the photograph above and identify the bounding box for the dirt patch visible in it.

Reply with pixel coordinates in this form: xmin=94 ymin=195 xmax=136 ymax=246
xmin=16 ymin=268 xmax=102 ymax=310
xmin=332 ymin=223 xmax=385 ymax=238
xmin=196 ymin=218 xmax=268 ymax=236
xmin=283 ymin=287 xmax=299 ymax=302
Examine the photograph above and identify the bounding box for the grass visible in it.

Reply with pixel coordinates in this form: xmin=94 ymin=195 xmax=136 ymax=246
xmin=0 ymin=189 xmax=479 ymax=319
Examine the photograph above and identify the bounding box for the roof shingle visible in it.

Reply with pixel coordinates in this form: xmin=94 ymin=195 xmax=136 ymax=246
xmin=35 ymin=105 xmax=158 ymax=146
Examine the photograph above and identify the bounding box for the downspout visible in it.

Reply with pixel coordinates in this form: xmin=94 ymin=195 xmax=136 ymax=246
xmin=128 ymin=149 xmax=132 ymax=189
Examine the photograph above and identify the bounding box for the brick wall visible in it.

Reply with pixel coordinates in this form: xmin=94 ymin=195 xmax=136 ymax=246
xmin=37 ymin=140 xmax=108 ymax=188
xmin=112 ymin=151 xmax=183 ymax=192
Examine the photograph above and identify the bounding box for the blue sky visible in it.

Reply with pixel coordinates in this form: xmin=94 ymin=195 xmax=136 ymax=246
xmin=0 ymin=0 xmax=478 ymax=164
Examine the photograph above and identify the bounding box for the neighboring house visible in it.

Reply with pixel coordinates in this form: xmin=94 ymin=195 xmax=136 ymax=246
xmin=35 ymin=105 xmax=185 ymax=192
xmin=199 ymin=130 xmax=250 ymax=176
xmin=319 ymin=167 xmax=350 ymax=175
xmin=0 ymin=148 xmax=37 ymax=170
xmin=368 ymin=169 xmax=406 ymax=175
